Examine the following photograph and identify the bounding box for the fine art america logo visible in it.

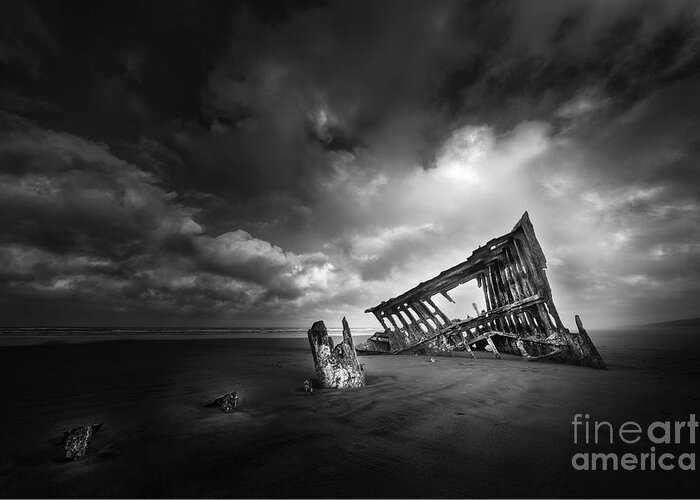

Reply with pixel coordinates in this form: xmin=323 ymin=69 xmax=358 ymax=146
xmin=571 ymin=414 xmax=697 ymax=471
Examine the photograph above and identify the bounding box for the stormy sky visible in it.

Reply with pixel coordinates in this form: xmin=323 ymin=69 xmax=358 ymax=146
xmin=1 ymin=0 xmax=699 ymax=328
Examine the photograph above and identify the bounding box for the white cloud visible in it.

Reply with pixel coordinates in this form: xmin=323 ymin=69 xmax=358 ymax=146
xmin=348 ymin=223 xmax=438 ymax=262
xmin=433 ymin=125 xmax=493 ymax=183
xmin=556 ymin=86 xmax=611 ymax=120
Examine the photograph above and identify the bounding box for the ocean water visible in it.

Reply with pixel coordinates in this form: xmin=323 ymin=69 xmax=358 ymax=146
xmin=1 ymin=325 xmax=698 ymax=376
xmin=0 ymin=326 xmax=381 ymax=346
xmin=587 ymin=326 xmax=700 ymax=377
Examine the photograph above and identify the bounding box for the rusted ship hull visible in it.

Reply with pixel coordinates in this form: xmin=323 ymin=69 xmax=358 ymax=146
xmin=358 ymin=212 xmax=606 ymax=369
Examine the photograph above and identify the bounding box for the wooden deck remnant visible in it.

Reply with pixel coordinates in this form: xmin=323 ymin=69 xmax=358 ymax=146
xmin=356 ymin=212 xmax=607 ymax=369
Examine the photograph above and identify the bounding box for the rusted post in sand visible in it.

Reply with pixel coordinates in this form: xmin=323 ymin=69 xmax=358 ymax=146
xmin=308 ymin=318 xmax=366 ymax=388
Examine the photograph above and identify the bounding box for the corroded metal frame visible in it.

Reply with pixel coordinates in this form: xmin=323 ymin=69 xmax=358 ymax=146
xmin=359 ymin=212 xmax=606 ymax=369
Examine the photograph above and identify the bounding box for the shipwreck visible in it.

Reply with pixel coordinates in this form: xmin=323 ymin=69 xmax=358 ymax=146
xmin=358 ymin=212 xmax=606 ymax=369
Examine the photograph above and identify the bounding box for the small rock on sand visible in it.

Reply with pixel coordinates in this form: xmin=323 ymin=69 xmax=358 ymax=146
xmin=302 ymin=379 xmax=313 ymax=392
xmin=64 ymin=423 xmax=102 ymax=461
xmin=210 ymin=392 xmax=239 ymax=412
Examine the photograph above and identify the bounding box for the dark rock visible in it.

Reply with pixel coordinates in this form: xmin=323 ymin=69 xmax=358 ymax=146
xmin=210 ymin=392 xmax=239 ymax=412
xmin=63 ymin=423 xmax=102 ymax=461
xmin=308 ymin=317 xmax=365 ymax=389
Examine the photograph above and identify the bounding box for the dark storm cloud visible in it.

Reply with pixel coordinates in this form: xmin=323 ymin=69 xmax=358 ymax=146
xmin=0 ymin=0 xmax=699 ymax=326
xmin=0 ymin=112 xmax=339 ymax=324
xmin=0 ymin=0 xmax=57 ymax=75
xmin=437 ymin=1 xmax=700 ymax=129
xmin=175 ymin=0 xmax=467 ymax=198
xmin=175 ymin=0 xmax=700 ymax=203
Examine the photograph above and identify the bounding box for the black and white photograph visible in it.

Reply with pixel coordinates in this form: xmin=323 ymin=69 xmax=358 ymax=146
xmin=0 ymin=0 xmax=698 ymax=498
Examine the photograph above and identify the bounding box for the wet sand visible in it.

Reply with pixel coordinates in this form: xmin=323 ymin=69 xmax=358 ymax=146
xmin=0 ymin=328 xmax=698 ymax=498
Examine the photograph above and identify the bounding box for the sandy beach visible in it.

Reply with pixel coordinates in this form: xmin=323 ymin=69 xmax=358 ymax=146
xmin=0 ymin=327 xmax=698 ymax=498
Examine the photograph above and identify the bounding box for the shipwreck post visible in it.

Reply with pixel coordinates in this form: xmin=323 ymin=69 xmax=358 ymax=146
xmin=308 ymin=317 xmax=365 ymax=388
